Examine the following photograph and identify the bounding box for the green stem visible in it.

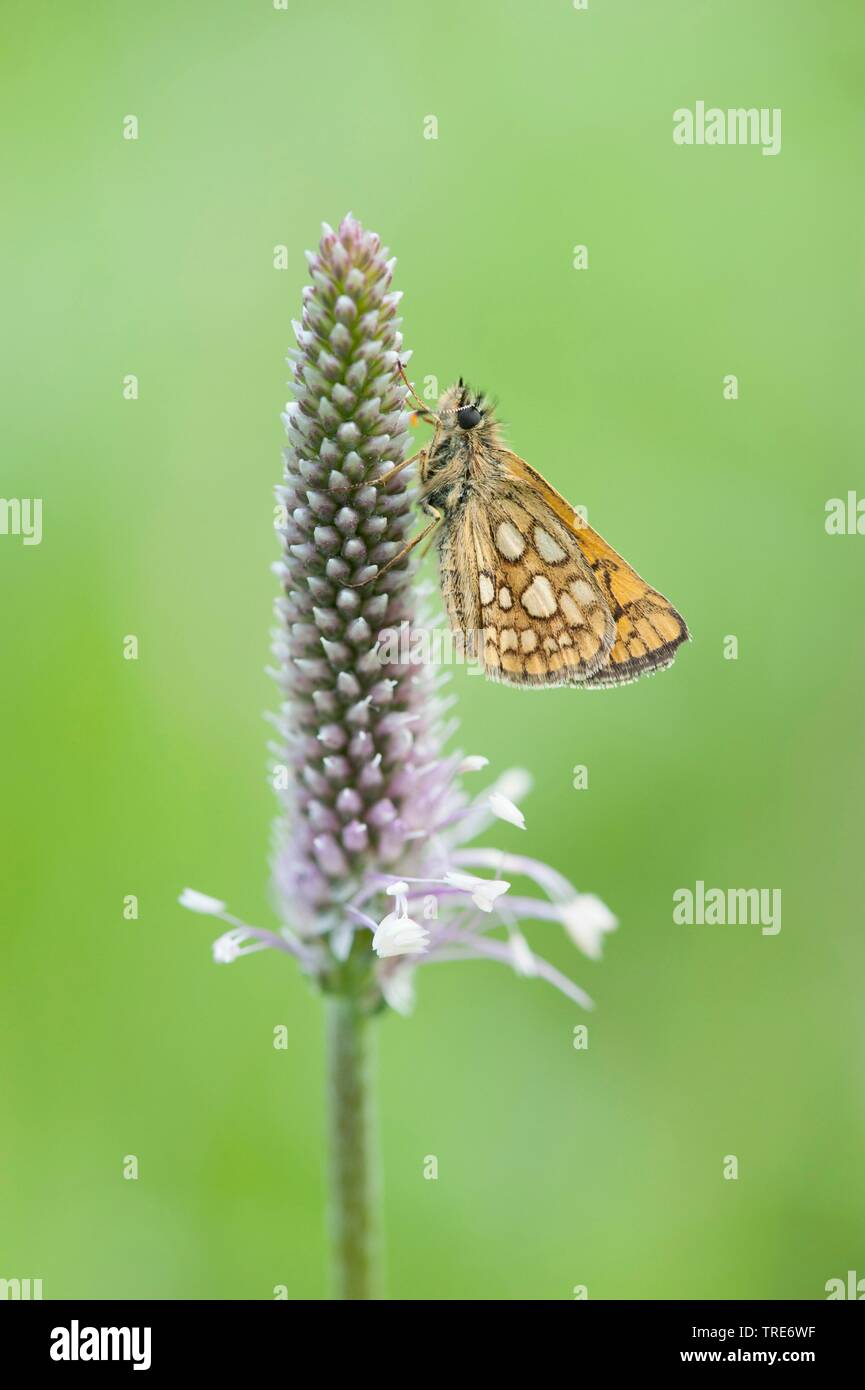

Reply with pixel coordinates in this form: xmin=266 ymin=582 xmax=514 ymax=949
xmin=325 ymin=994 xmax=383 ymax=1300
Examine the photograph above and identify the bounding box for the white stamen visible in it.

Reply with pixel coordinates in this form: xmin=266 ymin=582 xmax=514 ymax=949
xmin=211 ymin=929 xmax=271 ymax=964
xmin=179 ymin=888 xmax=227 ymax=916
xmin=444 ymin=871 xmax=511 ymax=912
xmin=372 ymin=909 xmax=430 ymax=959
xmin=559 ymin=895 xmax=618 ymax=959
xmin=488 ymin=792 xmax=526 ymax=830
xmin=458 ymin=755 xmax=489 ymax=773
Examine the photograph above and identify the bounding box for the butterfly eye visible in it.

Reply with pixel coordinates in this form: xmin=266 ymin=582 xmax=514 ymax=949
xmin=456 ymin=405 xmax=482 ymax=430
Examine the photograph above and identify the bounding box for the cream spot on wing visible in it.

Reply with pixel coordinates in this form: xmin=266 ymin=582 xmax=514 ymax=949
xmin=495 ymin=520 xmax=525 ymax=560
xmin=479 ymin=574 xmax=495 ymax=606
xmin=543 ymin=636 xmax=559 ymax=653
xmin=500 ymin=628 xmax=518 ymax=652
xmin=570 ymin=579 xmax=597 ymax=605
xmin=589 ymin=607 xmax=608 ymax=636
xmin=559 ymin=633 xmax=573 ymax=648
xmin=521 ymin=574 xmax=557 ymax=618
xmin=498 ymin=586 xmax=512 ymax=610
xmin=520 ymin=629 xmax=538 ymax=653
xmin=560 ymin=593 xmax=585 ymax=626
xmin=534 ymin=525 xmax=567 ymax=563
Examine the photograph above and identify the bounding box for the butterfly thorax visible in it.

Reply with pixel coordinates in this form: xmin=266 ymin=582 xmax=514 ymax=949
xmin=420 ymin=431 xmax=500 ymax=500
xmin=418 ymin=382 xmax=505 ymax=514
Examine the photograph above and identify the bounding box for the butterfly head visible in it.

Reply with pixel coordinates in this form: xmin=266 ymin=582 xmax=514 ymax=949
xmin=433 ymin=379 xmax=498 ymax=439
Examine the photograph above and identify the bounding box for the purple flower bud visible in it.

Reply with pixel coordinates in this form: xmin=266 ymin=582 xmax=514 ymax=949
xmin=336 ymin=788 xmax=364 ymax=819
xmin=182 ymin=214 xmax=614 ymax=1021
xmin=342 ymin=820 xmax=369 ymax=854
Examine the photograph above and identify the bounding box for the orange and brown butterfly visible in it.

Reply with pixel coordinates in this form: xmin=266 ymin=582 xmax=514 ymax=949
xmin=362 ymin=365 xmax=690 ymax=689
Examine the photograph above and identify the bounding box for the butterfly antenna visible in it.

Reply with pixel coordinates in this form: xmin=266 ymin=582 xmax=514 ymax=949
xmin=396 ymin=359 xmax=439 ymax=423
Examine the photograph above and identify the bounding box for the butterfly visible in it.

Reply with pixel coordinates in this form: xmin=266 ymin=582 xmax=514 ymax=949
xmin=361 ymin=365 xmax=690 ymax=689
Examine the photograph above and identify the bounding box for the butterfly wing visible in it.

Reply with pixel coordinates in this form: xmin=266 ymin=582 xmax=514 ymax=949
xmin=501 ymin=452 xmax=690 ymax=687
xmin=437 ymin=490 xmax=616 ymax=687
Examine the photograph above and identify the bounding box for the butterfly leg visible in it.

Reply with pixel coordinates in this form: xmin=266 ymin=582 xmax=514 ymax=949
xmin=397 ymin=359 xmax=441 ymax=423
xmin=371 ymin=447 xmax=425 ymax=488
xmin=347 ymin=506 xmax=443 ymax=587
xmin=417 ymin=515 xmax=442 ymax=560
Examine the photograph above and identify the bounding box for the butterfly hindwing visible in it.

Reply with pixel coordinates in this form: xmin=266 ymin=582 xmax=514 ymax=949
xmin=573 ymin=529 xmax=690 ymax=686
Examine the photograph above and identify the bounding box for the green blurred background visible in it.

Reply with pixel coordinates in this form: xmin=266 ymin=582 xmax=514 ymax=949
xmin=2 ymin=0 xmax=863 ymax=1300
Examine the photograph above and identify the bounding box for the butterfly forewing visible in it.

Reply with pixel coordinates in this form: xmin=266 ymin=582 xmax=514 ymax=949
xmin=500 ymin=451 xmax=690 ymax=687
xmin=440 ymin=493 xmax=616 ymax=687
